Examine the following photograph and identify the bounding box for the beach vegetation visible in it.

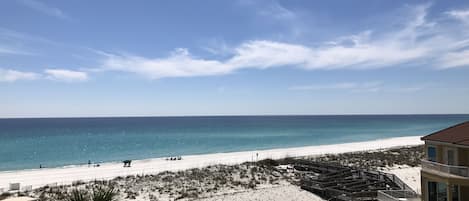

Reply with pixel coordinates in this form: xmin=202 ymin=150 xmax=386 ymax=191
xmin=92 ymin=186 xmax=117 ymax=201
xmin=28 ymin=145 xmax=424 ymax=200
xmin=247 ymin=179 xmax=257 ymax=189
xmin=68 ymin=189 xmax=88 ymax=201
xmin=65 ymin=186 xmax=117 ymax=201
xmin=123 ymin=188 xmax=138 ymax=199
xmin=0 ymin=192 xmax=11 ymax=200
xmin=257 ymin=158 xmax=279 ymax=168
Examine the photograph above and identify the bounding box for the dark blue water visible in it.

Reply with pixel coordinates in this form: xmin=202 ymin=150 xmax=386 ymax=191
xmin=0 ymin=115 xmax=468 ymax=171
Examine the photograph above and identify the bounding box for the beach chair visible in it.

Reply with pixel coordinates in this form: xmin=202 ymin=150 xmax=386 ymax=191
xmin=123 ymin=160 xmax=132 ymax=167
xmin=9 ymin=183 xmax=20 ymax=192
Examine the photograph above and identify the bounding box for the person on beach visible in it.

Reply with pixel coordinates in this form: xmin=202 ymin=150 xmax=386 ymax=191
xmin=88 ymin=160 xmax=91 ymax=167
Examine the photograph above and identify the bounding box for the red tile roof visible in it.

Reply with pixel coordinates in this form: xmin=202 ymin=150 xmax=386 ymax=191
xmin=421 ymin=121 xmax=469 ymax=146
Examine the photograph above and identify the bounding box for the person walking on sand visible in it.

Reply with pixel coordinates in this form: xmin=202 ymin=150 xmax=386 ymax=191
xmin=88 ymin=160 xmax=91 ymax=167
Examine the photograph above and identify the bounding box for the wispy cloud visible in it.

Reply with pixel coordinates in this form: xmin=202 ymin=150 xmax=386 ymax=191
xmin=0 ymin=46 xmax=32 ymax=55
xmin=101 ymin=49 xmax=229 ymax=79
xmin=446 ymin=9 xmax=469 ymax=24
xmin=257 ymin=1 xmax=297 ymax=20
xmin=0 ymin=28 xmax=37 ymax=55
xmin=201 ymin=39 xmax=233 ymax=56
xmin=44 ymin=69 xmax=88 ymax=82
xmin=18 ymin=0 xmax=70 ymax=20
xmin=95 ymin=4 xmax=469 ymax=79
xmin=289 ymin=82 xmax=382 ymax=93
xmin=0 ymin=68 xmax=39 ymax=82
xmin=250 ymin=0 xmax=306 ymax=38
xmin=0 ymin=27 xmax=59 ymax=45
xmin=0 ymin=68 xmax=88 ymax=83
xmin=393 ymin=86 xmax=426 ymax=93
xmin=438 ymin=50 xmax=469 ymax=69
xmin=0 ymin=27 xmax=64 ymax=56
xmin=289 ymin=82 xmax=429 ymax=93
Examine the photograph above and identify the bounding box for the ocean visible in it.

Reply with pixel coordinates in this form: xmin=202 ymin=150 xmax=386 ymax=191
xmin=0 ymin=115 xmax=468 ymax=171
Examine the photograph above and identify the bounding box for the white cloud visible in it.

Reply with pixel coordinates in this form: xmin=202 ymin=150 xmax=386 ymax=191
xmin=446 ymin=9 xmax=469 ymax=24
xmin=289 ymin=82 xmax=382 ymax=92
xmin=289 ymin=82 xmax=360 ymax=91
xmin=438 ymin=50 xmax=469 ymax=69
xmin=100 ymin=41 xmax=314 ymax=79
xmin=290 ymin=82 xmax=430 ymax=93
xmin=239 ymin=0 xmax=306 ymax=38
xmin=257 ymin=1 xmax=296 ymax=20
xmin=227 ymin=40 xmax=312 ymax=69
xmin=0 ymin=27 xmax=65 ymax=56
xmin=0 ymin=47 xmax=28 ymax=55
xmin=0 ymin=69 xmax=39 ymax=82
xmin=98 ymin=34 xmax=430 ymax=79
xmin=44 ymin=69 xmax=88 ymax=82
xmin=0 ymin=68 xmax=88 ymax=83
xmin=18 ymin=0 xmax=69 ymax=20
xmin=202 ymin=39 xmax=233 ymax=56
xmin=102 ymin=49 xmax=230 ymax=79
xmin=97 ymin=4 xmax=469 ymax=79
xmin=394 ymin=86 xmax=425 ymax=93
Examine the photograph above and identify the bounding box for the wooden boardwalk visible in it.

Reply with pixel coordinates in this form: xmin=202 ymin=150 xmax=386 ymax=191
xmin=291 ymin=160 xmax=416 ymax=201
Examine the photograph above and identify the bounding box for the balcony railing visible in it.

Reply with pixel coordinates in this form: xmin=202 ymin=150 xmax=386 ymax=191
xmin=422 ymin=159 xmax=469 ymax=177
xmin=377 ymin=190 xmax=420 ymax=201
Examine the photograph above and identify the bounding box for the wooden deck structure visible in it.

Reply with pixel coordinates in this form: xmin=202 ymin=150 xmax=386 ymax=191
xmin=292 ymin=160 xmax=415 ymax=201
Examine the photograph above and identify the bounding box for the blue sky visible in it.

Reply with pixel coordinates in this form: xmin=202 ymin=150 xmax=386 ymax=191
xmin=1 ymin=0 xmax=469 ymax=117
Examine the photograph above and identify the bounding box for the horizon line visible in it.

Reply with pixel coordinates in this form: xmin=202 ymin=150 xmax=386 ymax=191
xmin=1 ymin=113 xmax=469 ymax=120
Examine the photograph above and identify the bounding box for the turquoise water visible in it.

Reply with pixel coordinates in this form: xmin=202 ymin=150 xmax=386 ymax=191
xmin=0 ymin=115 xmax=468 ymax=171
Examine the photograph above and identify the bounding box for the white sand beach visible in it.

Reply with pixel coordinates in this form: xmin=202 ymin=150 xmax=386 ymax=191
xmin=385 ymin=166 xmax=422 ymax=194
xmin=195 ymin=185 xmax=325 ymax=201
xmin=0 ymin=136 xmax=423 ymax=191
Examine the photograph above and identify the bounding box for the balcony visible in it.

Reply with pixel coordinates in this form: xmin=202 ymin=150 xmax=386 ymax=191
xmin=422 ymin=159 xmax=469 ymax=177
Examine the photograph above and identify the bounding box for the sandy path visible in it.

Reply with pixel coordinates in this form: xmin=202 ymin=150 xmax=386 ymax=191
xmin=385 ymin=166 xmax=422 ymax=194
xmin=195 ymin=185 xmax=325 ymax=201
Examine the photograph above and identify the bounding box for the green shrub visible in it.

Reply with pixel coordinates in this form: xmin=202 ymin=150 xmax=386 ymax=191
xmin=66 ymin=186 xmax=117 ymax=201
xmin=68 ymin=189 xmax=89 ymax=201
xmin=92 ymin=186 xmax=117 ymax=201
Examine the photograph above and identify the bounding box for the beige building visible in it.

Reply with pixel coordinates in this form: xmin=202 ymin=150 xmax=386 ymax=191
xmin=421 ymin=121 xmax=469 ymax=201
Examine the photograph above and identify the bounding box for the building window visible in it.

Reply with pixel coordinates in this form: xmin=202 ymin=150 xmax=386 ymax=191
xmin=447 ymin=149 xmax=455 ymax=165
xmin=428 ymin=146 xmax=437 ymax=162
xmin=452 ymin=185 xmax=459 ymax=201
xmin=437 ymin=182 xmax=447 ymax=201
xmin=428 ymin=181 xmax=449 ymax=201
xmin=429 ymin=182 xmax=437 ymax=201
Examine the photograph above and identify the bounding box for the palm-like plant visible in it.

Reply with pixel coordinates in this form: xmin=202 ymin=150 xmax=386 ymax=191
xmin=68 ymin=189 xmax=89 ymax=201
xmin=92 ymin=186 xmax=117 ymax=201
xmin=67 ymin=186 xmax=117 ymax=201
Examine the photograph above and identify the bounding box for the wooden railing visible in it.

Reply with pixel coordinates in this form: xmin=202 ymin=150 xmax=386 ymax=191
xmin=377 ymin=190 xmax=420 ymax=201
